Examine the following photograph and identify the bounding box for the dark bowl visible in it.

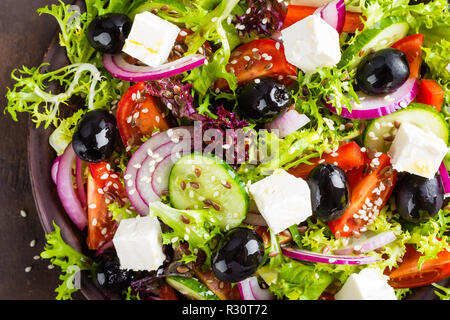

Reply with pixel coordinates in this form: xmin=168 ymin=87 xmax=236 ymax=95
xmin=27 ymin=0 xmax=448 ymax=300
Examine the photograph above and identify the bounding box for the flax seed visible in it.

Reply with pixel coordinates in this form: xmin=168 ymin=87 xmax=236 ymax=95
xmin=194 ymin=167 xmax=202 ymax=177
xmin=180 ymin=181 xmax=186 ymax=190
xmin=190 ymin=182 xmax=200 ymax=189
xmin=181 ymin=216 xmax=190 ymax=224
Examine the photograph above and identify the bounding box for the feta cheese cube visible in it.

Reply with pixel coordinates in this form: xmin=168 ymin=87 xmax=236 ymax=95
xmin=388 ymin=121 xmax=448 ymax=179
xmin=248 ymin=169 xmax=312 ymax=234
xmin=113 ymin=215 xmax=166 ymax=271
xmin=334 ymin=268 xmax=397 ymax=300
xmin=281 ymin=14 xmax=341 ymax=74
xmin=122 ymin=11 xmax=180 ymax=67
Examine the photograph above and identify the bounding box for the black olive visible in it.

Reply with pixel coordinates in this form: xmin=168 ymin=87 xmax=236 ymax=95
xmin=356 ymin=48 xmax=410 ymax=95
xmin=72 ymin=109 xmax=118 ymax=163
xmin=212 ymin=228 xmax=265 ymax=283
xmin=87 ymin=13 xmax=132 ymax=54
xmin=236 ymin=78 xmax=290 ymax=124
xmin=95 ymin=250 xmax=135 ymax=292
xmin=307 ymin=164 xmax=350 ymax=222
xmin=420 ymin=61 xmax=430 ymax=79
xmin=395 ymin=173 xmax=444 ymax=223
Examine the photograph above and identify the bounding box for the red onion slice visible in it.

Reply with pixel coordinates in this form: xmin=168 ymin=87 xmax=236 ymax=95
xmin=238 ymin=277 xmax=275 ymax=300
xmin=265 ymin=109 xmax=310 ymax=138
xmin=75 ymin=157 xmax=87 ymax=209
xmin=314 ymin=0 xmax=346 ymax=33
xmin=103 ymin=53 xmax=206 ymax=82
xmin=125 ymin=127 xmax=194 ymax=215
xmin=333 ymin=231 xmax=397 ymax=255
xmin=56 ymin=144 xmax=88 ymax=230
xmin=281 ymin=247 xmax=381 ymax=265
xmin=51 ymin=156 xmax=61 ymax=184
xmin=326 ymin=78 xmax=419 ymax=119
xmin=439 ymin=162 xmax=450 ymax=194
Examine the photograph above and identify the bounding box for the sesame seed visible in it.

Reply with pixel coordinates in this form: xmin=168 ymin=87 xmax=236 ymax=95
xmin=20 ymin=210 xmax=27 ymax=218
xmin=88 ymin=204 xmax=97 ymax=209
xmin=48 ymin=264 xmax=55 ymax=270
xmin=189 ymin=191 xmax=194 ymax=198
xmin=275 ymin=42 xmax=280 ymax=50
xmin=29 ymin=240 xmax=36 ymax=247
xmin=33 ymin=255 xmax=40 ymax=260
xmin=25 ymin=266 xmax=32 ymax=273
xmin=100 ymin=173 xmax=109 ymax=180
xmin=101 ymin=228 xmax=107 ymax=235
xmin=141 ymin=108 xmax=149 ymax=114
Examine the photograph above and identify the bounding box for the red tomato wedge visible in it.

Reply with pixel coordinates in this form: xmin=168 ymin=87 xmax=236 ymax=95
xmin=385 ymin=244 xmax=450 ymax=289
xmin=86 ymin=162 xmax=127 ymax=250
xmin=328 ymin=153 xmax=397 ymax=237
xmin=117 ymin=82 xmax=172 ymax=148
xmin=391 ymin=34 xmax=424 ymax=79
xmin=213 ymin=39 xmax=297 ymax=91
xmin=287 ymin=142 xmax=365 ymax=179
xmin=283 ymin=5 xmax=365 ymax=33
xmin=415 ymin=79 xmax=444 ymax=112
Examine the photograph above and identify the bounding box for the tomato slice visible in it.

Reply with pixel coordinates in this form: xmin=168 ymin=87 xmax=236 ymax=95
xmin=287 ymin=142 xmax=365 ymax=179
xmin=385 ymin=244 xmax=450 ymax=289
xmin=86 ymin=162 xmax=127 ymax=250
xmin=391 ymin=34 xmax=424 ymax=79
xmin=117 ymin=82 xmax=172 ymax=148
xmin=415 ymin=79 xmax=444 ymax=112
xmin=213 ymin=39 xmax=297 ymax=91
xmin=159 ymin=283 xmax=179 ymax=300
xmin=283 ymin=5 xmax=365 ymax=33
xmin=328 ymin=153 xmax=397 ymax=237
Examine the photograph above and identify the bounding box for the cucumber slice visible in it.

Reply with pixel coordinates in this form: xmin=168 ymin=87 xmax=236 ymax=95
xmin=363 ymin=103 xmax=449 ymax=153
xmin=169 ymin=152 xmax=249 ymax=230
xmin=338 ymin=16 xmax=409 ymax=69
xmin=166 ymin=276 xmax=220 ymax=300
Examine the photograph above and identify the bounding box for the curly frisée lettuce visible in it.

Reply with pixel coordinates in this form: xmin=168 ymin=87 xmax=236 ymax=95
xmin=40 ymin=223 xmax=93 ymax=300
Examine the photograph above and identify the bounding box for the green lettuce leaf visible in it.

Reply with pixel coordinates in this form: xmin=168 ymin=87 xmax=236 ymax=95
xmin=40 ymin=222 xmax=93 ymax=300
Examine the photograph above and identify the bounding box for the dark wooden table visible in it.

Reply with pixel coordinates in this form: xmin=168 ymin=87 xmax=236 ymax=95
xmin=0 ymin=0 xmax=84 ymax=300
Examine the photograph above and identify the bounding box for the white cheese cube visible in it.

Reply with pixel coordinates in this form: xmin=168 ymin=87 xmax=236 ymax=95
xmin=280 ymin=14 xmax=341 ymax=74
xmin=388 ymin=121 xmax=448 ymax=179
xmin=112 ymin=215 xmax=166 ymax=272
xmin=334 ymin=268 xmax=397 ymax=300
xmin=248 ymin=169 xmax=312 ymax=234
xmin=122 ymin=11 xmax=180 ymax=67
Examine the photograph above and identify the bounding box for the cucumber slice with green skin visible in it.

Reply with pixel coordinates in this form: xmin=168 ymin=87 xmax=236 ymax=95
xmin=166 ymin=276 xmax=220 ymax=300
xmin=129 ymin=1 xmax=187 ymax=20
xmin=169 ymin=152 xmax=249 ymax=230
xmin=338 ymin=16 xmax=409 ymax=69
xmin=363 ymin=103 xmax=449 ymax=153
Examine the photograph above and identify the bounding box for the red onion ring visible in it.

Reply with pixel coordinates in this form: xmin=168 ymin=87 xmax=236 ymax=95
xmin=265 ymin=109 xmax=310 ymax=138
xmin=75 ymin=157 xmax=87 ymax=209
xmin=326 ymin=78 xmax=419 ymax=119
xmin=102 ymin=53 xmax=207 ymax=82
xmin=314 ymin=0 xmax=346 ymax=33
xmin=333 ymin=231 xmax=397 ymax=255
xmin=439 ymin=162 xmax=450 ymax=194
xmin=51 ymin=156 xmax=61 ymax=184
xmin=281 ymin=247 xmax=381 ymax=265
xmin=238 ymin=277 xmax=274 ymax=300
xmin=56 ymin=144 xmax=88 ymax=230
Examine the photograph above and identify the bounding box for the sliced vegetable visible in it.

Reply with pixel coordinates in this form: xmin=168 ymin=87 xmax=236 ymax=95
xmin=314 ymin=0 xmax=346 ymax=33
xmin=213 ymin=39 xmax=297 ymax=91
xmin=288 ymin=141 xmax=365 ymax=179
xmin=51 ymin=156 xmax=61 ymax=184
xmin=391 ymin=34 xmax=424 ymax=79
xmin=283 ymin=4 xmax=364 ymax=33
xmin=116 ymin=82 xmax=171 ymax=148
xmin=281 ymin=247 xmax=381 ymax=265
xmin=264 ymin=109 xmax=310 ymax=138
xmin=86 ymin=161 xmax=126 ymax=250
xmin=238 ymin=276 xmax=274 ymax=300
xmin=363 ymin=103 xmax=449 ymax=153
xmin=385 ymin=244 xmax=450 ymax=289
xmin=125 ymin=126 xmax=194 ymax=215
xmin=439 ymin=162 xmax=450 ymax=194
xmin=333 ymin=231 xmax=397 ymax=255
xmin=102 ymin=53 xmax=207 ymax=82
xmin=328 ymin=153 xmax=397 ymax=237
xmin=326 ymin=78 xmax=419 ymax=119
xmin=169 ymin=152 xmax=249 ymax=230
xmin=166 ymin=275 xmax=219 ymax=300
xmin=338 ymin=16 xmax=409 ymax=69
xmin=415 ymin=79 xmax=445 ymax=112
xmin=56 ymin=144 xmax=88 ymax=231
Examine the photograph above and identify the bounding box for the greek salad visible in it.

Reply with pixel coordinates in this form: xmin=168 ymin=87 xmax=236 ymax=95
xmin=5 ymin=0 xmax=450 ymax=300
